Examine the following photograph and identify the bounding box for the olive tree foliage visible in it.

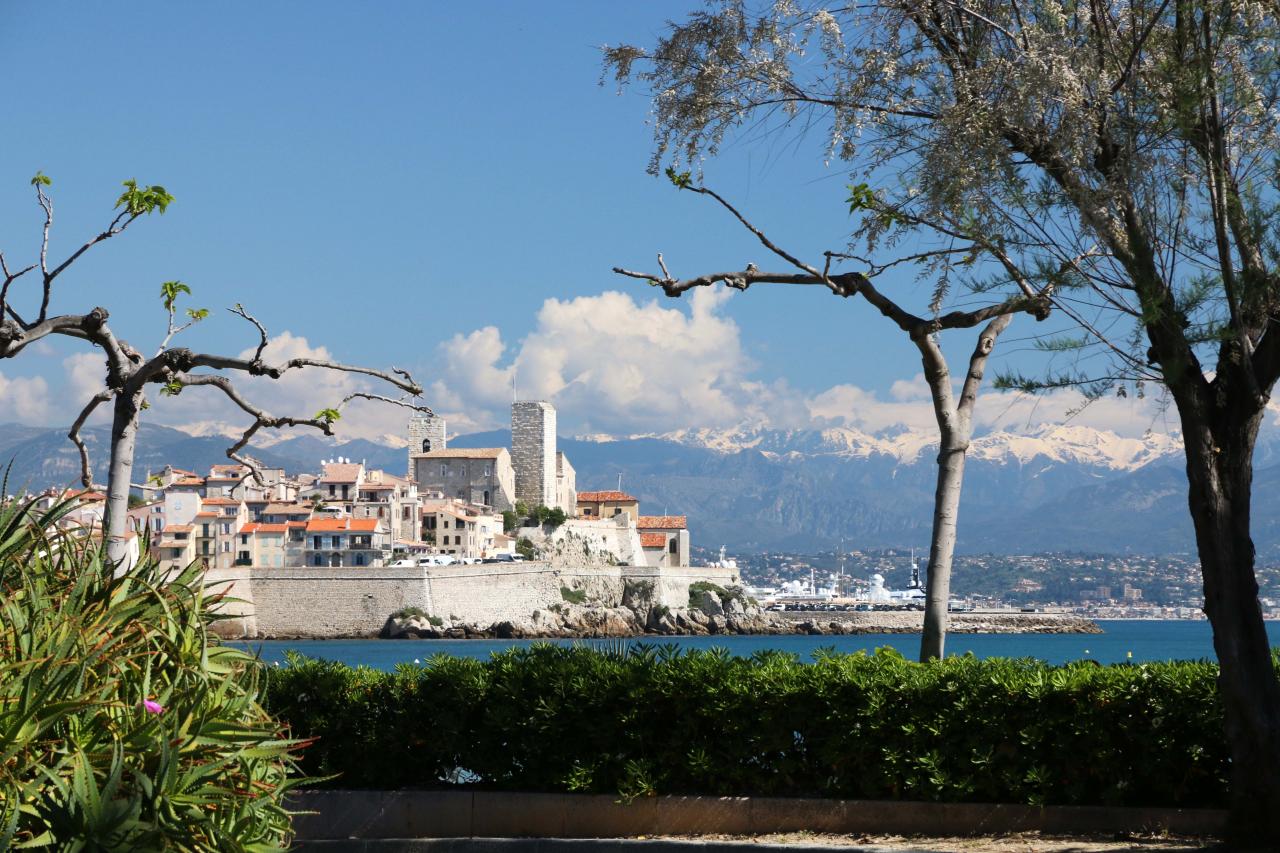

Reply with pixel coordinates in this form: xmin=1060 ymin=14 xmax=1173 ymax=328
xmin=605 ymin=1 xmax=1280 ymax=841
xmin=0 ymin=176 xmax=430 ymax=564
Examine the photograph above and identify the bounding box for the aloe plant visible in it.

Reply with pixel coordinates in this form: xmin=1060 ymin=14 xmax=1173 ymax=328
xmin=0 ymin=496 xmax=307 ymax=850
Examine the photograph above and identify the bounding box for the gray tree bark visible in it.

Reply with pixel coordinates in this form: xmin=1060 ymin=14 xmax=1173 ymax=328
xmin=103 ymin=391 xmax=142 ymax=567
xmin=918 ymin=314 xmax=1011 ymax=661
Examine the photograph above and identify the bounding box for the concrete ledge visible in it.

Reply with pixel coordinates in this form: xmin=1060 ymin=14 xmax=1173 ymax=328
xmin=290 ymin=790 xmax=1226 ymax=840
xmin=292 ymin=841 xmax=930 ymax=853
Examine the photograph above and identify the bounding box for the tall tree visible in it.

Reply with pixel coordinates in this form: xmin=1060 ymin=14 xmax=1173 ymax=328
xmin=606 ymin=1 xmax=1280 ymax=841
xmin=613 ymin=171 xmax=1054 ymax=661
xmin=1 ymin=176 xmax=429 ymax=563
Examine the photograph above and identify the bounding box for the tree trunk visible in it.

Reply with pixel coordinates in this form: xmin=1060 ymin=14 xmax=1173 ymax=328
xmin=103 ymin=391 xmax=142 ymax=567
xmin=921 ymin=426 xmax=969 ymax=660
xmin=1182 ymin=413 xmax=1280 ymax=845
xmin=918 ymin=315 xmax=1008 ymax=662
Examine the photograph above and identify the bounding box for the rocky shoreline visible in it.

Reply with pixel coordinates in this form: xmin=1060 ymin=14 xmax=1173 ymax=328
xmin=380 ymin=586 xmax=1101 ymax=640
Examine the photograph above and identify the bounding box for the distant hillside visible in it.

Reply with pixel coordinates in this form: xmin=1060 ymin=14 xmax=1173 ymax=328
xmin=0 ymin=423 xmax=404 ymax=494
xmin=5 ymin=420 xmax=1279 ymax=557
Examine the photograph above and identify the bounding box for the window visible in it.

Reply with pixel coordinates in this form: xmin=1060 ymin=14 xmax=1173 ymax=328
xmin=241 ymin=534 xmax=248 ymax=545
xmin=312 ymin=536 xmax=322 ymax=549
xmin=483 ymin=490 xmax=490 ymax=505
xmin=613 ymin=508 xmax=622 ymax=516
xmin=483 ymin=466 xmax=490 ymax=477
xmin=669 ymin=538 xmax=678 ymax=555
xmin=331 ymin=535 xmax=342 ymax=549
xmin=202 ymin=524 xmax=210 ymax=537
xmin=440 ymin=464 xmax=447 ymax=477
xmin=402 ymin=507 xmax=410 ymax=520
xmin=422 ymin=439 xmax=431 ymax=452
xmin=221 ymin=542 xmax=230 ymax=553
xmin=221 ymin=523 xmax=231 ymax=535
xmin=313 ymin=554 xmax=323 ymax=566
xmin=355 ymin=553 xmax=365 ymax=566
xmin=377 ymin=507 xmax=384 ymax=518
xmin=328 ymin=485 xmax=336 ymax=496
xmin=223 ymin=507 xmax=236 ymax=516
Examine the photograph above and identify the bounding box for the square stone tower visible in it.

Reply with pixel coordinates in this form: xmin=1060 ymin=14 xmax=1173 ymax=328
xmin=407 ymin=414 xmax=446 ymax=479
xmin=511 ymin=401 xmax=556 ymax=508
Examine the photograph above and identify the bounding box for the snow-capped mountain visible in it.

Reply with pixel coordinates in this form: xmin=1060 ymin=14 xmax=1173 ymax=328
xmin=592 ymin=422 xmax=1185 ymax=472
xmin=7 ymin=416 xmax=1278 ymax=555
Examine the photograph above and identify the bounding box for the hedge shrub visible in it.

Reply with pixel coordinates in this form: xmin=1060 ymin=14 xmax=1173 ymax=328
xmin=264 ymin=643 xmax=1242 ymax=807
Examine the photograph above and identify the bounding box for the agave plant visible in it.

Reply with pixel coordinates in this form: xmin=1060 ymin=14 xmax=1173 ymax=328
xmin=0 ymin=495 xmax=307 ymax=850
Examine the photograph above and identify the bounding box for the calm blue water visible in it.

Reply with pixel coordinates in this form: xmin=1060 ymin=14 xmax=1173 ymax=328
xmin=239 ymin=620 xmax=1280 ymax=670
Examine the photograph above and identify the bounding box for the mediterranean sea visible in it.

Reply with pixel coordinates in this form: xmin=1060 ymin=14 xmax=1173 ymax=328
xmin=241 ymin=619 xmax=1280 ymax=670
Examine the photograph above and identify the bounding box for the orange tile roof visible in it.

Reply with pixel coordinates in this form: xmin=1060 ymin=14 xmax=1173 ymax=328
xmin=639 ymin=532 xmax=669 ymax=548
xmin=577 ymin=491 xmax=637 ymax=503
xmin=171 ymin=478 xmax=205 ymax=487
xmin=319 ymin=463 xmax=363 ymax=483
xmin=305 ymin=517 xmax=380 ymax=533
xmin=286 ymin=520 xmax=309 ymax=529
xmin=193 ymin=511 xmax=218 ymax=518
xmin=162 ymin=524 xmax=193 ymax=533
xmin=240 ymin=523 xmax=287 ymax=534
xmin=638 ymin=515 xmax=687 ymax=530
xmin=200 ymin=497 xmax=241 ymax=506
xmin=359 ymin=483 xmax=396 ymax=491
xmin=62 ymin=489 xmax=107 ymax=502
xmin=413 ymin=448 xmax=506 ymax=460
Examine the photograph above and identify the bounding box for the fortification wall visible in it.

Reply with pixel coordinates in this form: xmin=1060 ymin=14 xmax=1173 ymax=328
xmin=203 ymin=562 xmax=740 ymax=639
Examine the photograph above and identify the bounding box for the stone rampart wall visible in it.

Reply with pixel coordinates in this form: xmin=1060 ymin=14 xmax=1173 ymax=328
xmin=203 ymin=562 xmax=741 ymax=639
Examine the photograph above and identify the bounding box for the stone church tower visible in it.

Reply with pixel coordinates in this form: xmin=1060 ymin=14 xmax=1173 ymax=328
xmin=407 ymin=414 xmax=446 ymax=479
xmin=511 ymin=400 xmax=556 ymax=508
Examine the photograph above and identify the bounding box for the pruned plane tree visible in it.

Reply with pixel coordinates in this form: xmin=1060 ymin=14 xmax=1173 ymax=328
xmin=0 ymin=174 xmax=430 ymax=563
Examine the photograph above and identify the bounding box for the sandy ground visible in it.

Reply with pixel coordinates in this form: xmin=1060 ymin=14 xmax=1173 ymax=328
xmin=655 ymin=832 xmax=1216 ymax=851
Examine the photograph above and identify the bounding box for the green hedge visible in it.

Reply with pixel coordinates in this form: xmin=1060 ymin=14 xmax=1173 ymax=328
xmin=264 ymin=645 xmax=1244 ymax=804
xmin=264 ymin=644 xmax=1238 ymax=807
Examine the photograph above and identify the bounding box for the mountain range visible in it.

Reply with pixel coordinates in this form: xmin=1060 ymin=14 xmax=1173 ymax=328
xmin=3 ymin=419 xmax=1278 ymax=557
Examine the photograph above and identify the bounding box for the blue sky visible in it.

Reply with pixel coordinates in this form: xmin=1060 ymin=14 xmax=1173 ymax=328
xmin=0 ymin=2 xmax=1167 ymax=440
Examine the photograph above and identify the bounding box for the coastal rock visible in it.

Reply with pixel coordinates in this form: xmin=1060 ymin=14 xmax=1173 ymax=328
xmin=693 ymin=590 xmax=724 ymax=617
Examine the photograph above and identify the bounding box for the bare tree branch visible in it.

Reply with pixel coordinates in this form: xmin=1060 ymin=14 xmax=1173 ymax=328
xmin=0 ymin=253 xmax=36 ymax=321
xmin=68 ymin=390 xmax=113 ymax=488
xmin=339 ymin=391 xmax=434 ymax=416
xmin=230 ymin=303 xmax=269 ymax=363
xmin=35 ymin=181 xmax=53 ymax=321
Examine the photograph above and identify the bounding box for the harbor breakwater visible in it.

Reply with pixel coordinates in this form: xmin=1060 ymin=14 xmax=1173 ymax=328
xmin=202 ymin=563 xmax=1099 ymax=639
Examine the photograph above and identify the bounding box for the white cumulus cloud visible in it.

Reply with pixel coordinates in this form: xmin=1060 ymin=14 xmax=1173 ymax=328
xmin=428 ymin=288 xmax=1182 ymax=440
xmin=0 ymin=370 xmax=51 ymax=424
xmin=430 ymin=287 xmax=812 ymax=435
